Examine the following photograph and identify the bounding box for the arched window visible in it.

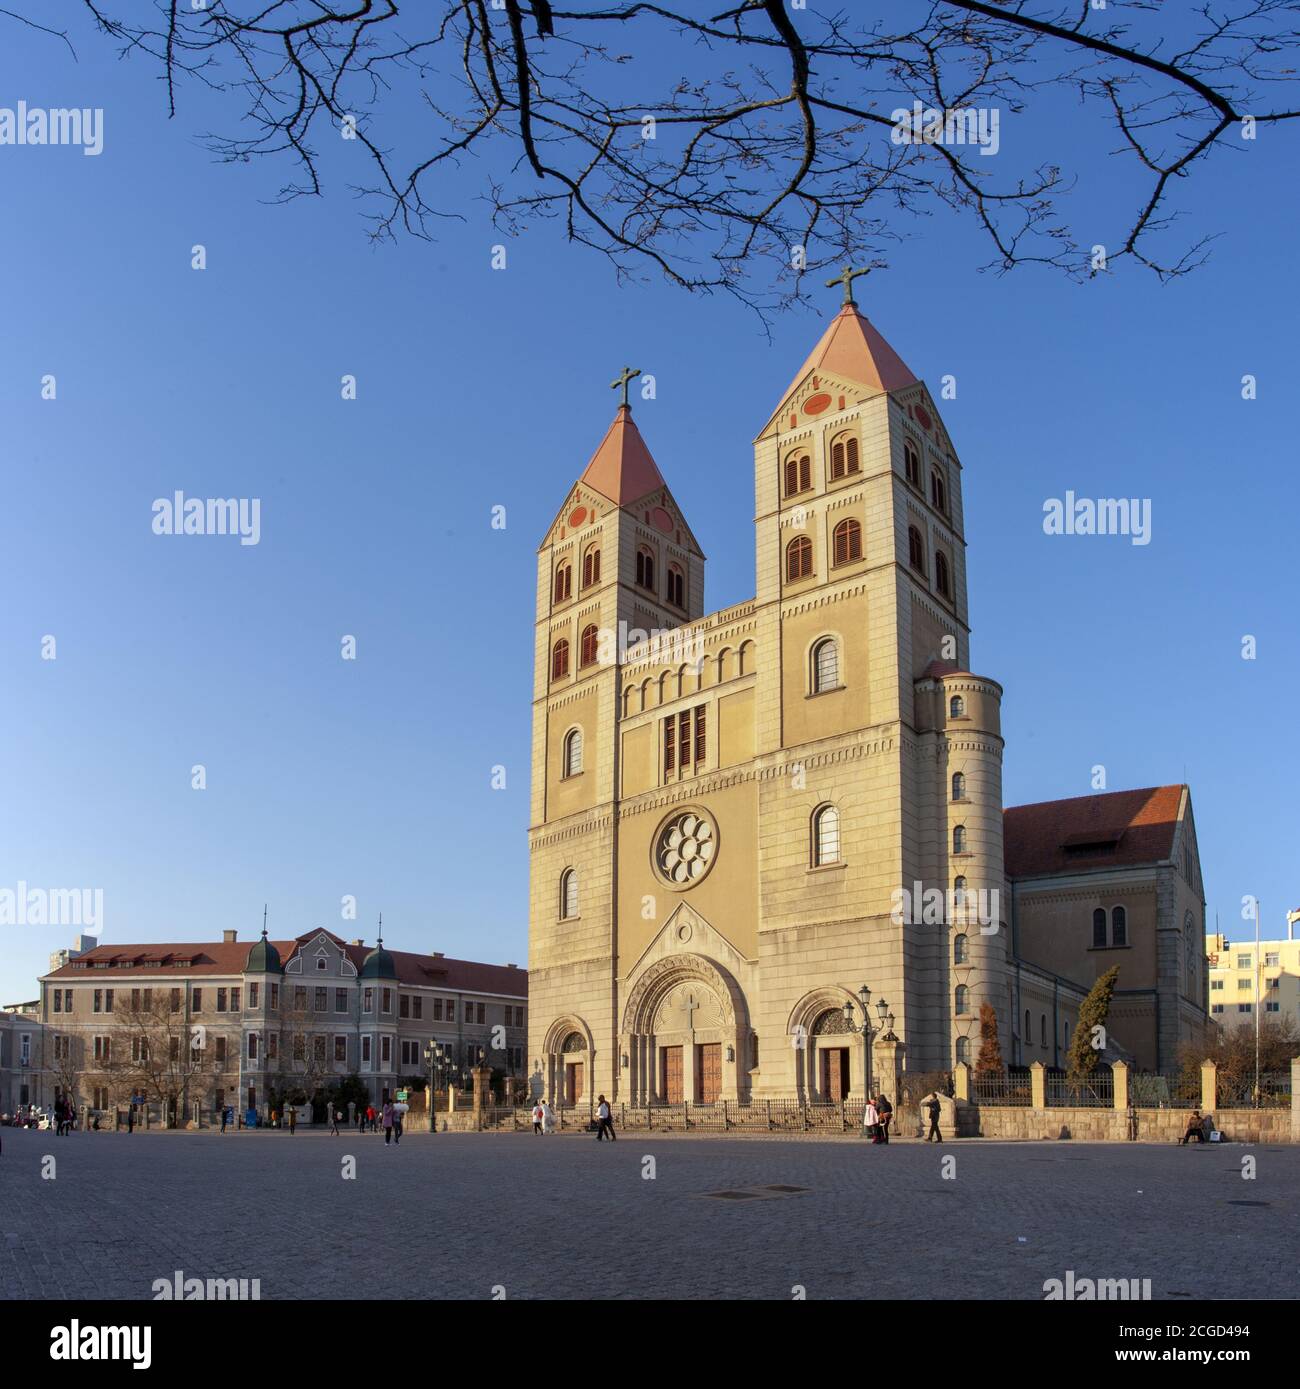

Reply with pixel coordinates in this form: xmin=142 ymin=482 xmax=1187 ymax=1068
xmin=786 ymin=535 xmax=813 ymax=581
xmin=954 ymin=933 xmax=968 ymax=964
xmin=935 ymin=550 xmax=951 ymax=598
xmin=956 ymin=1036 xmax=970 ymax=1064
xmin=1040 ymin=1014 xmax=1047 ymax=1048
xmin=930 ymin=469 xmax=947 ymax=514
xmin=553 ymin=562 xmax=572 ymax=602
xmin=811 ymin=637 xmax=839 ymax=693
xmin=953 ymin=875 xmax=967 ymax=905
xmin=832 ymin=518 xmax=862 ymax=565
xmin=562 ymin=727 xmax=583 ymax=778
xmin=667 ymin=564 xmax=686 ymax=609
xmin=952 ymin=825 xmax=966 ymax=854
xmin=949 ymin=695 xmax=965 ymax=718
xmin=784 ymin=453 xmax=811 ymax=496
xmin=955 ymin=985 xmax=969 ymax=1015
xmin=635 ymin=547 xmax=656 ymax=592
xmin=951 ymin=771 xmax=966 ymax=801
xmin=579 ymin=623 xmax=599 ymax=667
xmin=812 ymin=804 xmax=841 ymax=866
xmin=904 ymin=438 xmax=920 ymax=486
xmin=559 ymin=868 xmax=578 ymax=920
xmin=908 ymin=525 xmax=926 ymax=574
xmin=582 ymin=547 xmax=601 ymax=587
xmin=551 ymin=639 xmax=570 ymax=680
xmin=830 ymin=434 xmax=860 ymax=479
xmin=1111 ymin=905 xmax=1127 ymax=947
xmin=1024 ymin=1009 xmax=1032 ymax=1042
xmin=1092 ymin=908 xmax=1106 ymax=949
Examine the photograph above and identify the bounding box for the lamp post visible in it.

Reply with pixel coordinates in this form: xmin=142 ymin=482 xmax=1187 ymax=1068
xmin=843 ymin=986 xmax=892 ymax=1108
xmin=424 ymin=1041 xmax=452 ymax=1133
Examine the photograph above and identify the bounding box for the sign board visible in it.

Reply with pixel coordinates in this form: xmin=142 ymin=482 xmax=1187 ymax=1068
xmin=396 ymin=1089 xmax=409 ymax=1102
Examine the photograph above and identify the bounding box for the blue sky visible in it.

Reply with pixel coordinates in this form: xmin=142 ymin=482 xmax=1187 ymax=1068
xmin=1 ymin=9 xmax=1297 ymax=1003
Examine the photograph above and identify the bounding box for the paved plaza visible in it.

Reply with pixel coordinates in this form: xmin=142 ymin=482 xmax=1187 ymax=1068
xmin=2 ymin=1128 xmax=1295 ymax=1301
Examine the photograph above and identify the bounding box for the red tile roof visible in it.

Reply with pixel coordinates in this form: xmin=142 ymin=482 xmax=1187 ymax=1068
xmin=774 ymin=304 xmax=917 ymax=416
xmin=579 ymin=405 xmax=666 ymax=507
xmin=44 ymin=930 xmax=527 ymax=996
xmin=1004 ymin=785 xmax=1185 ymax=879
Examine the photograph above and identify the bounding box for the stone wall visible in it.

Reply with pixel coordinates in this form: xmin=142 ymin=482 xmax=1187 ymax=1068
xmin=971 ymin=1103 xmax=1292 ymax=1143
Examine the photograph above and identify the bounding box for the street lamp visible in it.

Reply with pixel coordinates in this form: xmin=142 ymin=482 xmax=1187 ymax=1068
xmin=424 ymin=1041 xmax=452 ymax=1133
xmin=844 ymin=987 xmax=891 ymax=1112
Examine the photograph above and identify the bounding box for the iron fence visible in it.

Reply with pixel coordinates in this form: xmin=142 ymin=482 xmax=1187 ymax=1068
xmin=1216 ymin=1071 xmax=1292 ymax=1109
xmin=970 ymin=1071 xmax=1033 ymax=1106
xmin=1044 ymin=1070 xmax=1114 ymax=1109
xmin=1127 ymin=1072 xmax=1201 ymax=1108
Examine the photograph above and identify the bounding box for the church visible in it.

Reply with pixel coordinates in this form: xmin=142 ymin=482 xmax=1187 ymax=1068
xmin=527 ymin=274 xmax=1209 ymax=1108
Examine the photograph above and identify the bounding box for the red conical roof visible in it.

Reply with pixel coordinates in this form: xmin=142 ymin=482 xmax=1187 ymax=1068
xmin=777 ymin=304 xmax=917 ymax=407
xmin=579 ymin=405 xmax=666 ymax=506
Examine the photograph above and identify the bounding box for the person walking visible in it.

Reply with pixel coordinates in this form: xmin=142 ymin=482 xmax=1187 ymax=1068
xmin=594 ymin=1094 xmax=616 ymax=1142
xmin=863 ymin=1097 xmax=880 ymax=1143
xmin=127 ymin=1101 xmax=135 ymax=1135
xmin=532 ymin=1100 xmax=545 ymax=1135
xmin=220 ymin=1106 xmax=228 ymax=1134
xmin=382 ymin=1100 xmax=395 ymax=1145
xmin=330 ymin=1108 xmax=341 ymax=1136
xmin=925 ymin=1092 xmax=943 ymax=1143
xmin=365 ymin=1104 xmax=376 ymax=1134
xmin=541 ymin=1099 xmax=556 ymax=1135
xmin=876 ymin=1093 xmax=893 ymax=1144
xmin=393 ymin=1103 xmax=405 ymax=1145
xmin=288 ymin=1105 xmax=297 ymax=1135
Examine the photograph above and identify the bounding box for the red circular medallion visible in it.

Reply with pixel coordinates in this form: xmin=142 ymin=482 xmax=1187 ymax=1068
xmin=803 ymin=392 xmax=832 ymax=416
xmin=651 ymin=506 xmax=674 ymax=534
xmin=568 ymin=506 xmax=588 ymax=528
xmin=914 ymin=403 xmax=932 ymax=432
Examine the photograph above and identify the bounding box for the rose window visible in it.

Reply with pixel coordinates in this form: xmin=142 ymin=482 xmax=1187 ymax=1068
xmin=655 ymin=810 xmax=717 ymax=886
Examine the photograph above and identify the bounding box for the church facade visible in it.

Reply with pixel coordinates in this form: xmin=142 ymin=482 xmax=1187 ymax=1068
xmin=527 ymin=291 xmax=1208 ymax=1107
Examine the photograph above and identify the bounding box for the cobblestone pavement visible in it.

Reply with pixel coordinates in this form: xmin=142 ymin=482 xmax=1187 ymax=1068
xmin=2 ymin=1128 xmax=1295 ymax=1300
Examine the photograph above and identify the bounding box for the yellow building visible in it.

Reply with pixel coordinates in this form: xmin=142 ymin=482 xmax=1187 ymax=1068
xmin=527 ymin=287 xmax=1208 ymax=1105
xmin=1206 ymin=922 xmax=1300 ymax=1031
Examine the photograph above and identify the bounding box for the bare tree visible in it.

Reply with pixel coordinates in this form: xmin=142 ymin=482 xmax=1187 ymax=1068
xmin=21 ymin=1 xmax=1295 ymax=315
xmin=108 ymin=995 xmax=221 ymax=1123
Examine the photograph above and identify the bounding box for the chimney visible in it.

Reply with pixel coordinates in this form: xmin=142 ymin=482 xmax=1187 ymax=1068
xmin=349 ymin=939 xmax=364 ymax=947
xmin=432 ymin=951 xmax=445 ymax=959
xmin=506 ymin=963 xmax=517 ymax=969
xmin=223 ymin=930 xmax=237 ymax=943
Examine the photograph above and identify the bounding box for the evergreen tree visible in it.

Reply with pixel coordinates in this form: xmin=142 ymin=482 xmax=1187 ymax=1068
xmin=975 ymin=1003 xmax=1004 ymax=1074
xmin=1067 ymin=966 xmax=1121 ymax=1080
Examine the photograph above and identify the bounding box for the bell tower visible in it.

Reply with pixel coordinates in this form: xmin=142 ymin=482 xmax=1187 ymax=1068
xmin=527 ymin=371 xmax=704 ymax=1104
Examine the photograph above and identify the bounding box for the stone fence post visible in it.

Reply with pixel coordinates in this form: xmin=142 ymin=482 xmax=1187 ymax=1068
xmin=1200 ymin=1059 xmax=1217 ymax=1114
xmin=953 ymin=1061 xmax=971 ymax=1102
xmin=1291 ymin=1057 xmax=1300 ymax=1144
xmin=1029 ymin=1061 xmax=1046 ymax=1110
xmin=1111 ymin=1060 xmax=1129 ymax=1111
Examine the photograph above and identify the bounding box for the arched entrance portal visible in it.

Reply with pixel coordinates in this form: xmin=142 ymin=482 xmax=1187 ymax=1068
xmin=788 ymin=988 xmax=868 ymax=1103
xmin=621 ymin=954 xmax=750 ymax=1105
xmin=541 ymin=1017 xmax=593 ymax=1108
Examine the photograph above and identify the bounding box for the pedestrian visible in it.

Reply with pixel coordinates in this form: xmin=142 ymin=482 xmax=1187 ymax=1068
xmin=220 ymin=1106 xmax=228 ymax=1134
xmin=532 ymin=1100 xmax=545 ymax=1135
xmin=393 ymin=1103 xmax=405 ymax=1145
xmin=366 ymin=1104 xmax=376 ymax=1134
xmin=382 ymin=1101 xmax=395 ymax=1145
xmin=288 ymin=1105 xmax=297 ymax=1135
xmin=925 ymin=1092 xmax=943 ymax=1143
xmin=541 ymin=1099 xmax=556 ymax=1135
xmin=863 ymin=1096 xmax=880 ymax=1143
xmin=127 ymin=1101 xmax=135 ymax=1135
xmin=595 ymin=1094 xmax=616 ymax=1142
xmin=1179 ymin=1109 xmax=1206 ymax=1144
xmin=330 ymin=1108 xmax=341 ymax=1136
xmin=876 ymin=1093 xmax=893 ymax=1144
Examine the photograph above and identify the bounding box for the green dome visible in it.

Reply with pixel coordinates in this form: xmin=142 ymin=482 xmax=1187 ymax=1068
xmin=360 ymin=941 xmax=395 ymax=979
xmin=245 ymin=928 xmax=283 ymax=975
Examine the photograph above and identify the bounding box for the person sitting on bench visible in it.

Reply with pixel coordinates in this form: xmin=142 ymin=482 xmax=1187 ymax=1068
xmin=1179 ymin=1109 xmax=1206 ymax=1143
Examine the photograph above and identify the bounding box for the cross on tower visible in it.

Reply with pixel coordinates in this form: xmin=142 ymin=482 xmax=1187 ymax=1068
xmin=610 ymin=364 xmax=642 ymax=409
xmin=825 ymin=262 xmax=873 ymax=308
